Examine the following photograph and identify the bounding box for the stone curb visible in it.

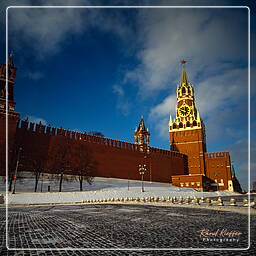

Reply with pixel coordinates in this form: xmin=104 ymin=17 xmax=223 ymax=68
xmin=3 ymin=196 xmax=256 ymax=215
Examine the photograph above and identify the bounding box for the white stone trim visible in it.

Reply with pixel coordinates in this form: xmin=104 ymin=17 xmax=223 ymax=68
xmin=170 ymin=141 xmax=203 ymax=144
xmin=228 ymin=180 xmax=234 ymax=192
xmin=169 ymin=126 xmax=202 ymax=132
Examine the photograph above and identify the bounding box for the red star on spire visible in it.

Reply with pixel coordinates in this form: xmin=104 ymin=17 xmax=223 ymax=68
xmin=181 ymin=60 xmax=187 ymax=65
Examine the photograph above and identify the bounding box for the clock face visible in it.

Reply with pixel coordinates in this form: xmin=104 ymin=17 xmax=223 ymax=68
xmin=178 ymin=104 xmax=191 ymax=117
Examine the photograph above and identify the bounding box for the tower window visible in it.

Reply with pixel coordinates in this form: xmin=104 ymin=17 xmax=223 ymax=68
xmin=182 ymin=87 xmax=186 ymax=94
xmin=193 ymin=120 xmax=197 ymax=126
xmin=179 ymin=122 xmax=183 ymax=128
xmin=186 ymin=121 xmax=190 ymax=127
xmin=173 ymin=123 xmax=177 ymax=129
xmin=188 ymin=88 xmax=191 ymax=94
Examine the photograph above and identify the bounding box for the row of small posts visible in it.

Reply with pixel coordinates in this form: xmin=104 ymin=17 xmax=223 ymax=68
xmin=81 ymin=196 xmax=256 ymax=208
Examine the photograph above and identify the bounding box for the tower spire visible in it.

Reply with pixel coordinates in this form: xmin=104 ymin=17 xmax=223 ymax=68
xmin=137 ymin=117 xmax=146 ymax=132
xmin=134 ymin=117 xmax=150 ymax=148
xmin=180 ymin=60 xmax=189 ymax=86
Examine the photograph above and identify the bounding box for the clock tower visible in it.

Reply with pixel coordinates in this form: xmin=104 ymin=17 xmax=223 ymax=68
xmin=169 ymin=62 xmax=206 ymax=175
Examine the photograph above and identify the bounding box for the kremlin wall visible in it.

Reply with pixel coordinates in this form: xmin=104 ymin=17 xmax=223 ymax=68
xmin=0 ymin=56 xmax=238 ymax=192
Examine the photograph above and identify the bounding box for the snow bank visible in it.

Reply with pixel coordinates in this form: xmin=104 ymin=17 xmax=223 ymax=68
xmin=1 ymin=177 xmax=239 ymax=205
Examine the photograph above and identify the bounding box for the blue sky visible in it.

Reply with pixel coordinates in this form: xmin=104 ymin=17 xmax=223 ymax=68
xmin=1 ymin=0 xmax=255 ymax=190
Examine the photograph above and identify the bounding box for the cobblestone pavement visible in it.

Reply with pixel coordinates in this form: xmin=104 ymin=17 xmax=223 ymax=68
xmin=0 ymin=204 xmax=255 ymax=255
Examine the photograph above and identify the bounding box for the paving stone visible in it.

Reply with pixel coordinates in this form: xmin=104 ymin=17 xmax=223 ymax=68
xmin=0 ymin=204 xmax=255 ymax=255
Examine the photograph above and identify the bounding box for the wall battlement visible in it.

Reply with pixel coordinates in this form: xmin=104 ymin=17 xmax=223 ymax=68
xmin=205 ymin=152 xmax=229 ymax=158
xmin=17 ymin=119 xmax=185 ymax=159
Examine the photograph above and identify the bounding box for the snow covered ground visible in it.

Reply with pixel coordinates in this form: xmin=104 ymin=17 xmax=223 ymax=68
xmin=0 ymin=177 xmax=240 ymax=205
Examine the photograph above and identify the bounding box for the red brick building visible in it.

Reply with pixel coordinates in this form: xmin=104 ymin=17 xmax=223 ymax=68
xmin=0 ymin=56 xmax=236 ymax=191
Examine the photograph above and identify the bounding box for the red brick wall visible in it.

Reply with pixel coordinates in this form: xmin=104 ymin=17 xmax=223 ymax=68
xmin=171 ymin=174 xmax=204 ymax=190
xmin=14 ymin=122 xmax=52 ymax=172
xmin=0 ymin=111 xmax=20 ymax=176
xmin=4 ymin=120 xmax=187 ymax=183
xmin=205 ymin=152 xmax=231 ymax=190
xmin=170 ymin=128 xmax=206 ymax=175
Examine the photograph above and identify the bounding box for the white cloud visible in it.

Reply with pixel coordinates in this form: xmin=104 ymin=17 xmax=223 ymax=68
xmin=116 ymin=101 xmax=132 ymax=116
xmin=150 ymin=94 xmax=176 ymax=121
xmin=8 ymin=7 xmax=86 ymax=57
xmin=154 ymin=117 xmax=169 ymax=139
xmin=195 ymin=68 xmax=248 ymax=116
xmin=113 ymin=84 xmax=124 ymax=97
xmin=149 ymin=67 xmax=249 ymax=142
xmin=6 ymin=2 xmax=133 ymax=59
xmin=112 ymin=84 xmax=132 ymax=116
xmin=125 ymin=8 xmax=248 ymax=94
xmin=27 ymin=115 xmax=47 ymax=125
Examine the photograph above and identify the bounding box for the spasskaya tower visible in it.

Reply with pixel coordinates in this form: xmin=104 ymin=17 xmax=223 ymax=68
xmin=169 ymin=61 xmax=206 ymax=175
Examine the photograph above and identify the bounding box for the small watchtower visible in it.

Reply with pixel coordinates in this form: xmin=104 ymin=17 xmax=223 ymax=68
xmin=134 ymin=117 xmax=150 ymax=148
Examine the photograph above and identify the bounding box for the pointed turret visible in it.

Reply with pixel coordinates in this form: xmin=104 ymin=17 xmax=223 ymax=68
xmin=178 ymin=60 xmax=190 ymax=88
xmin=196 ymin=110 xmax=201 ymax=122
xmin=134 ymin=117 xmax=150 ymax=146
xmin=169 ymin=114 xmax=172 ymax=123
xmin=231 ymin=165 xmax=243 ymax=193
xmin=136 ymin=117 xmax=147 ymax=132
xmin=180 ymin=66 xmax=189 ymax=87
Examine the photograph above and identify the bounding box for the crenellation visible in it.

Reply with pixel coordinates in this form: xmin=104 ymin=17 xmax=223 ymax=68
xmin=61 ymin=128 xmax=66 ymax=137
xmin=75 ymin=132 xmax=81 ymax=140
xmin=91 ymin=134 xmax=96 ymax=142
xmin=57 ymin=128 xmax=63 ymax=136
xmin=46 ymin=126 xmax=51 ymax=134
xmin=80 ymin=133 xmax=86 ymax=140
xmin=66 ymin=130 xmax=71 ymax=138
xmin=29 ymin=122 xmax=35 ymax=132
xmin=35 ymin=123 xmax=40 ymax=133
xmin=35 ymin=123 xmax=45 ymax=134
xmin=205 ymin=152 xmax=227 ymax=158
xmin=70 ymin=131 xmax=75 ymax=139
xmin=16 ymin=119 xmax=21 ymax=128
xmin=51 ymin=127 xmax=56 ymax=135
xmin=40 ymin=124 xmax=46 ymax=134
xmin=21 ymin=119 xmax=28 ymax=130
xmin=89 ymin=134 xmax=93 ymax=142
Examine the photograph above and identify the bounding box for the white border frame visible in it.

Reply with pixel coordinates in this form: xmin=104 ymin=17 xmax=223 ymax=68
xmin=5 ymin=5 xmax=251 ymax=251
